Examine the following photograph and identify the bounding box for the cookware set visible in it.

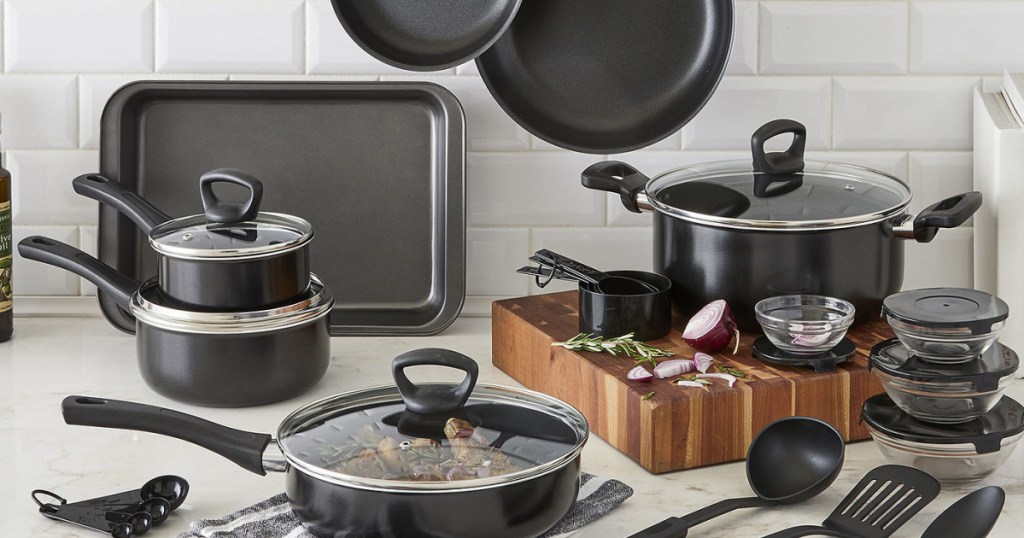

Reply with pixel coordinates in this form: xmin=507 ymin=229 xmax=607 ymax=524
xmin=861 ymin=288 xmax=1022 ymax=484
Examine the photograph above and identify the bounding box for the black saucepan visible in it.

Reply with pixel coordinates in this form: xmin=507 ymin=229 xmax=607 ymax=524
xmin=582 ymin=119 xmax=982 ymax=329
xmin=73 ymin=168 xmax=313 ymax=311
xmin=61 ymin=349 xmax=589 ymax=538
xmin=18 ymin=237 xmax=331 ymax=407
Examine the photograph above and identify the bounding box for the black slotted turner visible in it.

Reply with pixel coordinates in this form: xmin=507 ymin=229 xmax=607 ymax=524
xmin=763 ymin=465 xmax=940 ymax=538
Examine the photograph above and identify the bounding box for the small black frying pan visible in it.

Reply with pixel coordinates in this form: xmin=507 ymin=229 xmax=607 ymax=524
xmin=476 ymin=0 xmax=733 ymax=153
xmin=331 ymin=0 xmax=522 ymax=71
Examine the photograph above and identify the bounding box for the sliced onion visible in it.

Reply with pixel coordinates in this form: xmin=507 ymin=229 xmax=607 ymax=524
xmin=682 ymin=300 xmax=740 ymax=354
xmin=696 ymin=372 xmax=737 ymax=387
xmin=693 ymin=352 xmax=714 ymax=373
xmin=626 ymin=365 xmax=654 ymax=382
xmin=676 ymin=380 xmax=707 ymax=388
xmin=653 ymin=359 xmax=694 ymax=379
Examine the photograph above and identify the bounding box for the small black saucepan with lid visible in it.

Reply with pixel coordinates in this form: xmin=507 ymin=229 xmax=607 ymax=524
xmin=17 ymin=237 xmax=332 ymax=407
xmin=72 ymin=168 xmax=313 ymax=311
xmin=582 ymin=119 xmax=983 ymax=329
xmin=62 ymin=349 xmax=589 ymax=538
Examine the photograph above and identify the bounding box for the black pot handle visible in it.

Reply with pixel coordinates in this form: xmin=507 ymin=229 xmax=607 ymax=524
xmin=200 ymin=168 xmax=264 ymax=224
xmin=751 ymin=119 xmax=806 ymax=175
xmin=17 ymin=236 xmax=138 ymax=311
xmin=62 ymin=396 xmax=272 ymax=476
xmin=581 ymin=161 xmax=651 ymax=213
xmin=72 ymin=174 xmax=171 ymax=235
xmin=392 ymin=349 xmax=478 ymax=415
xmin=912 ymin=191 xmax=982 ymax=243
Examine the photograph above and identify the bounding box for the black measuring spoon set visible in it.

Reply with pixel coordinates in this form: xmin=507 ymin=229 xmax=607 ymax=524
xmin=33 ymin=475 xmax=188 ymax=537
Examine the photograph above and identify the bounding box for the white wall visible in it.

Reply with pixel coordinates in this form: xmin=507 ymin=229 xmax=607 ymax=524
xmin=3 ymin=0 xmax=1019 ymax=316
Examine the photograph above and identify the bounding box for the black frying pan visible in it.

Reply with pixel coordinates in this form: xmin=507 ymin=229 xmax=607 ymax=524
xmin=476 ymin=0 xmax=734 ymax=153
xmin=332 ymin=0 xmax=522 ymax=71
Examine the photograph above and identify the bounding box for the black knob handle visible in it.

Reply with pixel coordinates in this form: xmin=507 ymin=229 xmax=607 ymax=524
xmin=199 ymin=168 xmax=264 ymax=224
xmin=392 ymin=349 xmax=478 ymax=415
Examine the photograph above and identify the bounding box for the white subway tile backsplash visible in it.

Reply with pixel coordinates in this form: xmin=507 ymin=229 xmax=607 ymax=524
xmin=4 ymin=0 xmax=154 ymax=74
xmin=902 ymin=227 xmax=973 ymax=290
xmin=381 ymin=75 xmax=529 ymax=151
xmin=833 ymin=76 xmax=979 ymax=150
xmin=467 ymin=152 xmax=604 ymax=226
xmin=529 ymin=227 xmax=655 ymax=294
xmin=727 ymin=1 xmax=758 ymax=76
xmin=466 ymin=227 xmax=529 ymax=297
xmin=306 ymin=0 xmax=411 ymax=75
xmin=911 ymin=1 xmax=1024 ymax=74
xmin=156 ymin=0 xmax=304 ymax=73
xmin=0 ymin=75 xmax=78 ymax=148
xmin=12 ymin=226 xmax=81 ymax=296
xmin=907 ymin=151 xmax=974 ymax=213
xmin=680 ymin=76 xmax=831 ymax=150
xmin=760 ymin=1 xmax=907 ymax=75
xmin=79 ymin=74 xmax=228 ymax=149
xmin=7 ymin=150 xmax=98 ymax=225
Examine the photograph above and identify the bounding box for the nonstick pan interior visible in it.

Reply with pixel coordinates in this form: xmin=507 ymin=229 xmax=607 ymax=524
xmin=476 ymin=0 xmax=733 ymax=153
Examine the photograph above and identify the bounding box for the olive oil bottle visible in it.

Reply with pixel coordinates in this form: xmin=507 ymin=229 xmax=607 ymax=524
xmin=0 ymin=115 xmax=12 ymax=342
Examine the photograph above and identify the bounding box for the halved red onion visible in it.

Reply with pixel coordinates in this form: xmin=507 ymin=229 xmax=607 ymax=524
xmin=626 ymin=365 xmax=654 ymax=382
xmin=682 ymin=299 xmax=740 ymax=354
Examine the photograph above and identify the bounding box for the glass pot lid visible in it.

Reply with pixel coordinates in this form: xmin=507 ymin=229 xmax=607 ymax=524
xmin=275 ymin=349 xmax=588 ymax=491
xmin=644 ymin=120 xmax=912 ymax=230
xmin=147 ymin=169 xmax=314 ymax=260
xmin=869 ymin=338 xmax=1019 ymax=391
xmin=860 ymin=393 xmax=1024 ymax=454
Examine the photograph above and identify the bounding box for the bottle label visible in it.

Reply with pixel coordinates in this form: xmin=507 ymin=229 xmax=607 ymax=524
xmin=0 ymin=200 xmax=11 ymax=313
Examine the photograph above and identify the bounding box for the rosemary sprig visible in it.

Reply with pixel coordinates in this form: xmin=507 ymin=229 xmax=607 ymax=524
xmin=642 ymin=391 xmax=655 ymax=401
xmin=715 ymin=364 xmax=752 ymax=379
xmin=552 ymin=332 xmax=674 ymax=366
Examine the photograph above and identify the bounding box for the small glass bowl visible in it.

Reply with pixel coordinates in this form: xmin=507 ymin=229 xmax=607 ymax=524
xmin=754 ymin=295 xmax=856 ymax=356
xmin=886 ymin=316 xmax=1003 ymax=363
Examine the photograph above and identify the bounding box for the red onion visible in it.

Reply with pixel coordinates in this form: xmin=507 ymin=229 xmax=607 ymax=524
xmin=696 ymin=372 xmax=737 ymax=387
xmin=626 ymin=365 xmax=654 ymax=382
xmin=693 ymin=352 xmax=714 ymax=373
xmin=653 ymin=359 xmax=690 ymax=379
xmin=682 ymin=299 xmax=740 ymax=354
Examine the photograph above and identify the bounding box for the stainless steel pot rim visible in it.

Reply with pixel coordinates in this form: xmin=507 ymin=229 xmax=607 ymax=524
xmin=130 ymin=273 xmax=333 ymax=333
xmin=273 ymin=384 xmax=589 ymax=492
xmin=148 ymin=212 xmax=314 ymax=260
xmin=644 ymin=160 xmax=913 ymax=231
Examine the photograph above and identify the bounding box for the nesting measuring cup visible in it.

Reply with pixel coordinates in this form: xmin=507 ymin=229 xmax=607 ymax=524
xmin=579 ymin=270 xmax=672 ymax=341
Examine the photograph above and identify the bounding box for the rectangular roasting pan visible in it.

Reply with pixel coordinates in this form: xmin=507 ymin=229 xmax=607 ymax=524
xmin=96 ymin=81 xmax=465 ymax=335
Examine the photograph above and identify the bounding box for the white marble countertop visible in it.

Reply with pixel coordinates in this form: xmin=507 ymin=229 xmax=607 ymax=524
xmin=1 ymin=317 xmax=1021 ymax=537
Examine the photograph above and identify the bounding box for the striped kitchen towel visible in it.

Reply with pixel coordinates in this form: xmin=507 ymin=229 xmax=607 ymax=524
xmin=177 ymin=473 xmax=632 ymax=538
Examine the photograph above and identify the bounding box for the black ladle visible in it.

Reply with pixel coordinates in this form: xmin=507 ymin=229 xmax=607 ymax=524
xmin=922 ymin=486 xmax=1005 ymax=538
xmin=629 ymin=417 xmax=845 ymax=538
xmin=527 ymin=249 xmax=659 ymax=294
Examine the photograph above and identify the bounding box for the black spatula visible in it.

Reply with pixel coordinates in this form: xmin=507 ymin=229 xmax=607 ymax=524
xmin=762 ymin=465 xmax=940 ymax=538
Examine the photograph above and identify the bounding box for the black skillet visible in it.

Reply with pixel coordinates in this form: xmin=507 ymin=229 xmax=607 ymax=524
xmin=332 ymin=0 xmax=522 ymax=71
xmin=476 ymin=0 xmax=733 ymax=153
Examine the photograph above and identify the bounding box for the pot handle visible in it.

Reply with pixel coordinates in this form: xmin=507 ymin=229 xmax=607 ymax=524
xmin=17 ymin=236 xmax=138 ymax=311
xmin=200 ymin=168 xmax=264 ymax=224
xmin=751 ymin=119 xmax=806 ymax=176
xmin=72 ymin=174 xmax=172 ymax=235
xmin=62 ymin=396 xmax=273 ymax=476
xmin=581 ymin=161 xmax=651 ymax=213
xmin=899 ymin=191 xmax=983 ymax=243
xmin=392 ymin=349 xmax=478 ymax=415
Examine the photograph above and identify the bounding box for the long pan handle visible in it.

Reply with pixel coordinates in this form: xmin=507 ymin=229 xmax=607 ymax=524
xmin=18 ymin=236 xmax=138 ymax=311
xmin=628 ymin=497 xmax=771 ymax=538
xmin=72 ymin=174 xmax=171 ymax=235
xmin=62 ymin=395 xmax=272 ymax=476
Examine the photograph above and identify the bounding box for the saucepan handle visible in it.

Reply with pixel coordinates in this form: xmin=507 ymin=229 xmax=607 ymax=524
xmin=17 ymin=236 xmax=138 ymax=311
xmin=200 ymin=168 xmax=264 ymax=224
xmin=581 ymin=161 xmax=652 ymax=213
xmin=392 ymin=349 xmax=478 ymax=415
xmin=62 ymin=396 xmax=273 ymax=476
xmin=72 ymin=174 xmax=172 ymax=235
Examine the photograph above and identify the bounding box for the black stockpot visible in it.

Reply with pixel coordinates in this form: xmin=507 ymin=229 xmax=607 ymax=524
xmin=61 ymin=349 xmax=589 ymax=537
xmin=583 ymin=119 xmax=982 ymax=329
xmin=72 ymin=168 xmax=313 ymax=311
xmin=17 ymin=237 xmax=332 ymax=407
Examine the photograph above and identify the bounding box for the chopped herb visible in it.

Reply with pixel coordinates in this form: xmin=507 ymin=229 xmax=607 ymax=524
xmin=642 ymin=391 xmax=655 ymax=401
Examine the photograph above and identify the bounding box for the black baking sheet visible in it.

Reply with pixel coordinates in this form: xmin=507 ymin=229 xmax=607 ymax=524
xmin=97 ymin=81 xmax=465 ymax=335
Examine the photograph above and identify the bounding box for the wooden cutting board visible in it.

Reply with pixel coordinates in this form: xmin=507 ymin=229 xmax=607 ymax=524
xmin=492 ymin=291 xmax=892 ymax=473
